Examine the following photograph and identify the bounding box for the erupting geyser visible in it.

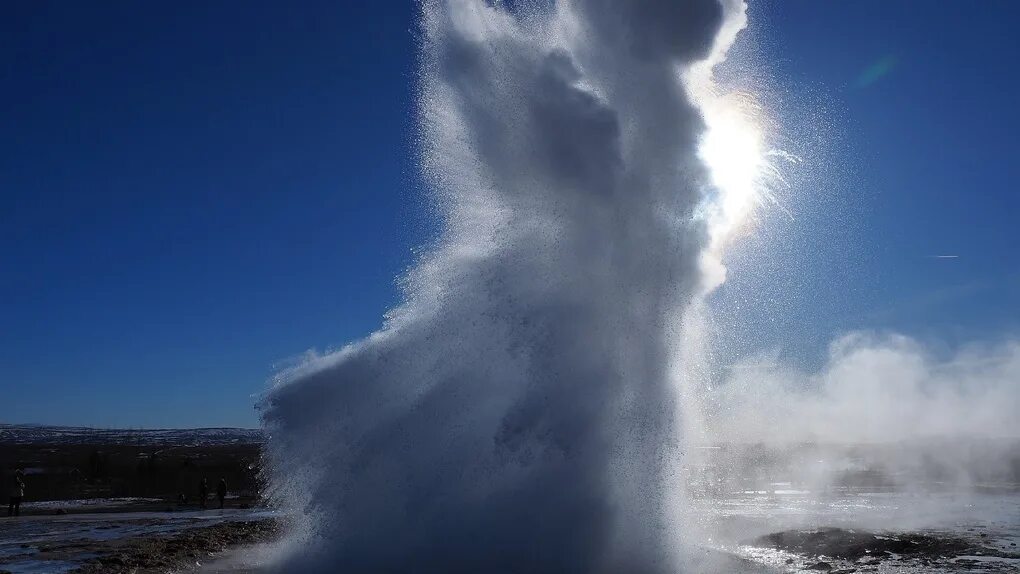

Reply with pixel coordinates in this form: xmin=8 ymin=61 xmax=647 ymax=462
xmin=261 ymin=1 xmax=768 ymax=572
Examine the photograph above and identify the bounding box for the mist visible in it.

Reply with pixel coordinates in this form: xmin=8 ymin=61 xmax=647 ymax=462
xmin=712 ymin=332 xmax=1020 ymax=444
xmin=704 ymin=332 xmax=1020 ymax=493
xmin=259 ymin=1 xmax=749 ymax=572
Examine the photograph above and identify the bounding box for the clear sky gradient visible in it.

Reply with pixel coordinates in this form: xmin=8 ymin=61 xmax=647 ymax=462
xmin=2 ymin=1 xmax=1018 ymax=428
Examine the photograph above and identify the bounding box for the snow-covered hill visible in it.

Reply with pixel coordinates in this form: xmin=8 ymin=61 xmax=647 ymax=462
xmin=0 ymin=424 xmax=263 ymax=446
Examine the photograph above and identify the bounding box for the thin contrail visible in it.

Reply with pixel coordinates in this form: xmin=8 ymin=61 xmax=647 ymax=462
xmin=931 ymin=255 xmax=959 ymax=259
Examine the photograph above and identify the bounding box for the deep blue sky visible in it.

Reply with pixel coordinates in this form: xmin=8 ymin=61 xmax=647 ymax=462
xmin=2 ymin=1 xmax=1017 ymax=428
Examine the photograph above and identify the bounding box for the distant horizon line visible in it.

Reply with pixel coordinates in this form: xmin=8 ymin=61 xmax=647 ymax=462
xmin=1 ymin=422 xmax=262 ymax=432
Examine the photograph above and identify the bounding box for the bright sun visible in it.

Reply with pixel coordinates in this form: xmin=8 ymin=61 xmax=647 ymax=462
xmin=698 ymin=91 xmax=768 ymax=245
xmin=686 ymin=79 xmax=796 ymax=293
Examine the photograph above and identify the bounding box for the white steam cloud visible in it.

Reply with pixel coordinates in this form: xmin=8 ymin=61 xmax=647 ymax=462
xmin=712 ymin=332 xmax=1020 ymax=445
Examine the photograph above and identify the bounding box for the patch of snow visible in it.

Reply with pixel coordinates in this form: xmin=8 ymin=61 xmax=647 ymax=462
xmin=0 ymin=424 xmax=263 ymax=446
xmin=22 ymin=497 xmax=163 ymax=509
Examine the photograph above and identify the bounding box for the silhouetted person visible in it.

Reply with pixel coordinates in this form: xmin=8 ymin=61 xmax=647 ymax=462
xmin=199 ymin=477 xmax=209 ymax=509
xmin=8 ymin=469 xmax=25 ymax=517
xmin=216 ymin=477 xmax=227 ymax=509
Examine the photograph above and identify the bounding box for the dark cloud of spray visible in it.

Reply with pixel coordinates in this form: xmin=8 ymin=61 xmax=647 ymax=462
xmin=261 ymin=1 xmax=747 ymax=572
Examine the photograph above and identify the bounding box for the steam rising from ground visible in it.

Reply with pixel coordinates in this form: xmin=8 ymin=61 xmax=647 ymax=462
xmin=702 ymin=333 xmax=1020 ymax=504
xmin=261 ymin=1 xmax=751 ymax=572
xmin=713 ymin=332 xmax=1020 ymax=445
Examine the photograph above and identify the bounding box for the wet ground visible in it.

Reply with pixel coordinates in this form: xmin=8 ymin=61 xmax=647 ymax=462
xmin=0 ymin=508 xmax=278 ymax=574
xmin=2 ymin=490 xmax=1017 ymax=573
xmin=695 ymin=489 xmax=1020 ymax=572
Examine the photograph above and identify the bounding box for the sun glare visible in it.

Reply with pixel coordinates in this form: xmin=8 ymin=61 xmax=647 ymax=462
xmin=698 ymin=91 xmax=768 ymax=244
xmin=686 ymin=80 xmax=797 ymax=293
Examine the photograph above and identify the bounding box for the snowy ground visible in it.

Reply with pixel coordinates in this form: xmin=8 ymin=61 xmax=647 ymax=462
xmin=19 ymin=498 xmax=164 ymax=511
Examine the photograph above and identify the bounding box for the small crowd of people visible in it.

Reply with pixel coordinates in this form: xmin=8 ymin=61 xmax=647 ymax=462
xmin=199 ymin=477 xmax=229 ymax=509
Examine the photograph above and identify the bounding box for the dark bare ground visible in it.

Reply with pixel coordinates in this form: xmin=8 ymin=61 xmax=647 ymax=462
xmin=0 ymin=441 xmax=261 ymax=506
xmin=751 ymin=527 xmax=1020 ymax=572
xmin=756 ymin=528 xmax=973 ymax=560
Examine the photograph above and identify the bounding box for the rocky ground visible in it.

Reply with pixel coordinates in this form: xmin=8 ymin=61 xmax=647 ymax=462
xmin=749 ymin=527 xmax=1020 ymax=572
